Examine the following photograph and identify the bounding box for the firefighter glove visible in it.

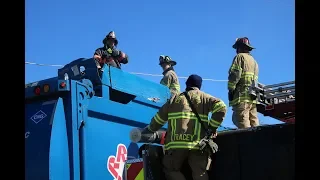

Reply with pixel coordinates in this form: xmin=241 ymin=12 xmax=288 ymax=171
xmin=111 ymin=49 xmax=120 ymax=56
xmin=208 ymin=140 xmax=219 ymax=154
xmin=140 ymin=127 xmax=158 ymax=143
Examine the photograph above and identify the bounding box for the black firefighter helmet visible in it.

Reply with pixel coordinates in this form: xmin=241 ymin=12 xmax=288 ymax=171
xmin=232 ymin=37 xmax=255 ymax=50
xmin=102 ymin=31 xmax=118 ymax=46
xmin=159 ymin=55 xmax=177 ymax=66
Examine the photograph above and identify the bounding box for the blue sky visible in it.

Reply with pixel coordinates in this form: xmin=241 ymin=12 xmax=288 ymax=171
xmin=25 ymin=0 xmax=295 ymax=128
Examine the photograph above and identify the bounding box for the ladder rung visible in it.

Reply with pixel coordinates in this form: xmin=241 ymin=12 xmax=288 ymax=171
xmin=264 ymin=86 xmax=295 ymax=94
xmin=264 ymin=81 xmax=295 ymax=89
xmin=266 ymin=91 xmax=295 ymax=99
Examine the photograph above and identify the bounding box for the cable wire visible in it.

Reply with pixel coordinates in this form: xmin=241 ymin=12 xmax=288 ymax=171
xmin=25 ymin=61 xmax=228 ymax=82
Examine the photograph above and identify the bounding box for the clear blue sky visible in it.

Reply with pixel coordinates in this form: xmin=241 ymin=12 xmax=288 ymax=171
xmin=25 ymin=0 xmax=295 ymax=128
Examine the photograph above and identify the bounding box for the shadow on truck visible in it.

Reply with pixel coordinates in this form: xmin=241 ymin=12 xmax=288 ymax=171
xmin=25 ymin=58 xmax=295 ymax=180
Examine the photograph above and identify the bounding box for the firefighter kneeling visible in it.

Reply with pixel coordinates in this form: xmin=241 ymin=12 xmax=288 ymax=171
xmin=141 ymin=74 xmax=227 ymax=180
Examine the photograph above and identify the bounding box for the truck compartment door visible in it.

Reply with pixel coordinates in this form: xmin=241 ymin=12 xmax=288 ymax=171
xmin=25 ymin=98 xmax=70 ymax=180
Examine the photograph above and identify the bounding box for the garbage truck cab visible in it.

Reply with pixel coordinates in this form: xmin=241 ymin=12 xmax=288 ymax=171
xmin=25 ymin=58 xmax=295 ymax=180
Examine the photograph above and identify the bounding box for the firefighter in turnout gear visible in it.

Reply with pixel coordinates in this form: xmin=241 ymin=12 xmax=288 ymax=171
xmin=228 ymin=37 xmax=259 ymax=129
xmin=159 ymin=55 xmax=181 ymax=95
xmin=93 ymin=31 xmax=129 ymax=69
xmin=143 ymin=74 xmax=227 ymax=180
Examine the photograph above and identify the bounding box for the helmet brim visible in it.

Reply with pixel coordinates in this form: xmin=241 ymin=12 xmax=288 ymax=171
xmin=232 ymin=43 xmax=255 ymax=50
xmin=159 ymin=60 xmax=177 ymax=66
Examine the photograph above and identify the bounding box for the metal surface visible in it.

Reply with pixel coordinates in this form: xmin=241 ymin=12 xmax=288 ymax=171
xmin=250 ymin=81 xmax=295 ymax=123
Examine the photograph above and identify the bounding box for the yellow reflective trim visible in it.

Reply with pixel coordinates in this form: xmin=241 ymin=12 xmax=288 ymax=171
xmin=169 ymin=84 xmax=181 ymax=92
xmin=164 ymin=141 xmax=200 ymax=150
xmin=209 ymin=119 xmax=221 ymax=128
xmin=168 ymin=112 xmax=207 ymax=141
xmin=194 ymin=114 xmax=199 ymax=140
xmin=154 ymin=113 xmax=166 ymax=125
xmin=209 ymin=123 xmax=218 ymax=128
xmin=147 ymin=125 xmax=155 ymax=132
xmin=168 ymin=115 xmax=208 ymax=122
xmin=241 ymin=72 xmax=254 ymax=75
xmin=169 ymin=84 xmax=180 ymax=88
xmin=135 ymin=168 xmax=144 ymax=180
xmin=212 ymin=105 xmax=225 ymax=114
xmin=170 ymin=119 xmax=176 ymax=142
xmin=212 ymin=101 xmax=226 ymax=113
xmin=169 ymin=115 xmax=206 ymax=121
xmin=228 ymin=82 xmax=236 ymax=90
xmin=169 ymin=112 xmax=208 ymax=119
xmin=231 ymin=64 xmax=242 ymax=71
xmin=197 ymin=120 xmax=201 ymax=141
xmin=229 ymin=97 xmax=257 ymax=106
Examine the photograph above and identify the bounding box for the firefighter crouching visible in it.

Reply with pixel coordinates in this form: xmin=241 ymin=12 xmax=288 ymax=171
xmin=93 ymin=31 xmax=129 ymax=69
xmin=142 ymin=74 xmax=227 ymax=180
xmin=228 ymin=37 xmax=259 ymax=129
xmin=159 ymin=55 xmax=181 ymax=95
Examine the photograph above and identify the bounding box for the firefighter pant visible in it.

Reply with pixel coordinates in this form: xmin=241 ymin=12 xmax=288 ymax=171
xmin=232 ymin=102 xmax=259 ymax=129
xmin=162 ymin=149 xmax=209 ymax=180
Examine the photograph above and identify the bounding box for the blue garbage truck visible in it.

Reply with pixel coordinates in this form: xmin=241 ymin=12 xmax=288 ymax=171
xmin=25 ymin=58 xmax=295 ymax=180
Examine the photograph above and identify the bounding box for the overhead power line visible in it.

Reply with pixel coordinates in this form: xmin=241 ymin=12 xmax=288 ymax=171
xmin=25 ymin=61 xmax=228 ymax=82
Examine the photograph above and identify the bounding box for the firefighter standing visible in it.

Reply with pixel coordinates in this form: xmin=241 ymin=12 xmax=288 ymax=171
xmin=159 ymin=55 xmax=181 ymax=95
xmin=143 ymin=74 xmax=227 ymax=180
xmin=93 ymin=31 xmax=129 ymax=69
xmin=228 ymin=37 xmax=259 ymax=129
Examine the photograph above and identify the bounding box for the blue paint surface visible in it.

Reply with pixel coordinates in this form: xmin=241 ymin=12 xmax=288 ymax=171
xmin=25 ymin=58 xmax=227 ymax=180
xmin=49 ymin=98 xmax=70 ymax=180
xmin=25 ymin=98 xmax=58 ymax=180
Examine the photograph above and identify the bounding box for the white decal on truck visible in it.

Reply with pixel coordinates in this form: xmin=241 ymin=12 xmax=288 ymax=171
xmin=107 ymin=144 xmax=128 ymax=180
xmin=25 ymin=131 xmax=30 ymax=139
xmin=30 ymin=110 xmax=47 ymax=124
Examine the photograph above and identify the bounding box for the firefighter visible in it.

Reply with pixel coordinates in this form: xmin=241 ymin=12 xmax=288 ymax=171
xmin=159 ymin=55 xmax=181 ymax=95
xmin=142 ymin=74 xmax=227 ymax=180
xmin=228 ymin=37 xmax=259 ymax=129
xmin=93 ymin=31 xmax=129 ymax=69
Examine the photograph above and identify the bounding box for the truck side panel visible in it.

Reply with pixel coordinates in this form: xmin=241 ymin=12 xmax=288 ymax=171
xmin=25 ymin=99 xmax=56 ymax=180
xmin=73 ymin=66 xmax=170 ymax=180
xmin=49 ymin=98 xmax=71 ymax=180
xmin=88 ymin=97 xmax=166 ymax=129
xmin=79 ymin=96 xmax=165 ymax=180
xmin=81 ymin=117 xmax=139 ymax=179
xmin=25 ymin=98 xmax=70 ymax=180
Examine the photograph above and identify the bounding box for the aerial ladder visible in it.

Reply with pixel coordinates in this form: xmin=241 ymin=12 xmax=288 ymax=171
xmin=251 ymin=81 xmax=295 ymax=124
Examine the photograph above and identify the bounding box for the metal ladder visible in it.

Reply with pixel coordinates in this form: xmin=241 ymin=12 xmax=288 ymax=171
xmin=250 ymin=81 xmax=295 ymax=123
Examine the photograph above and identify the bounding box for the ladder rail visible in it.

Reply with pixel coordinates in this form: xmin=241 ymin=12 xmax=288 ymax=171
xmin=251 ymin=80 xmax=295 ymax=123
xmin=263 ymin=81 xmax=295 ymax=89
xmin=253 ymin=81 xmax=295 ymax=106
